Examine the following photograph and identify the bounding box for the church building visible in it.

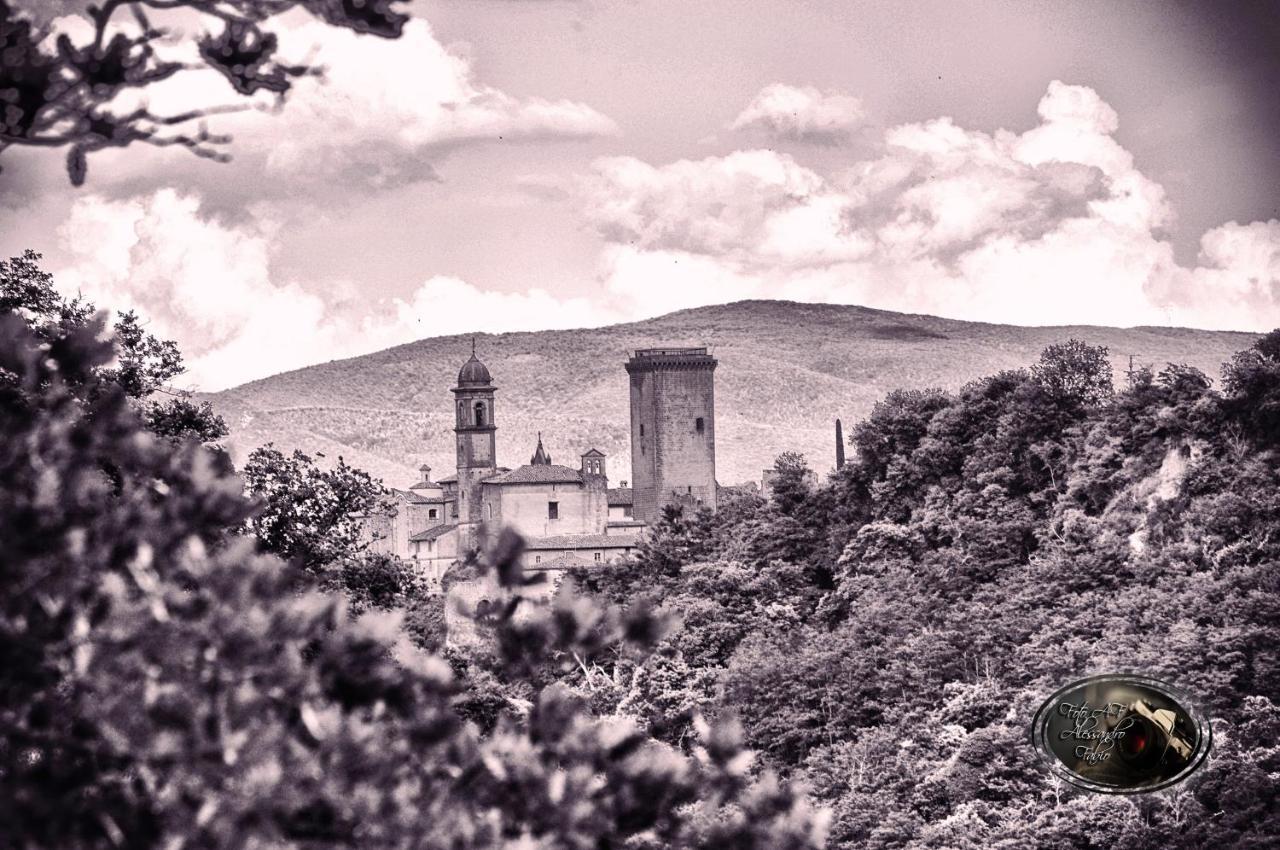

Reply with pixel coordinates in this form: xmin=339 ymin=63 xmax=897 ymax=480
xmin=361 ymin=343 xmax=718 ymax=589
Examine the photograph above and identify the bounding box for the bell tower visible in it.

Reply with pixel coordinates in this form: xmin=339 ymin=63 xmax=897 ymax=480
xmin=453 ymin=340 xmax=497 ymax=541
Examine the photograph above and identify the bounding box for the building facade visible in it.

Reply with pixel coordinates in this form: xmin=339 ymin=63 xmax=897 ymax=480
xmin=361 ymin=343 xmax=718 ymax=590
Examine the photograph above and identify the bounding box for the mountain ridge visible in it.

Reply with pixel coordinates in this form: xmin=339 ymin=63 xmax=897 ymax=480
xmin=202 ymin=299 xmax=1258 ymax=489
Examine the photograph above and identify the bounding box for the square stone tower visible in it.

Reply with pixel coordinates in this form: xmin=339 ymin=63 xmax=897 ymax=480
xmin=626 ymin=347 xmax=718 ymax=522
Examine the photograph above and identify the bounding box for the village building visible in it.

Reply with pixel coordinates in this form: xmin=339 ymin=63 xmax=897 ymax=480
xmin=361 ymin=344 xmax=718 ymax=591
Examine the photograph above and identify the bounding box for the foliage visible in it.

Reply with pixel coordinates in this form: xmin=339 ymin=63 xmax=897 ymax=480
xmin=0 ymin=305 xmax=827 ymax=849
xmin=241 ymin=443 xmax=385 ymax=573
xmin=0 ymin=249 xmax=227 ymax=442
xmin=1222 ymin=328 xmax=1280 ymax=445
xmin=1 ymin=0 xmax=412 ymax=182
xmin=574 ymin=333 xmax=1280 ymax=849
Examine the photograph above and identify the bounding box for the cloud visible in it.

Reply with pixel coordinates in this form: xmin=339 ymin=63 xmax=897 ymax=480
xmin=53 ymin=190 xmax=619 ymax=390
xmin=581 ymin=81 xmax=1280 ymax=331
xmin=729 ymin=83 xmax=866 ymax=144
xmin=48 ymin=14 xmax=619 ymax=193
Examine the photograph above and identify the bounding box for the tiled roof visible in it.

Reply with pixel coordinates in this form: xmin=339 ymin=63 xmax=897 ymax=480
xmin=409 ymin=523 xmax=457 ymax=543
xmin=485 ymin=464 xmax=584 ymax=485
xmin=527 ymin=553 xmax=597 ymax=571
xmin=606 ymin=487 xmax=634 ymax=506
xmin=390 ymin=488 xmax=430 ymax=504
xmin=606 ymin=519 xmax=646 ymax=529
xmin=525 ymin=533 xmax=639 ymax=551
xmin=437 ymin=474 xmax=458 ymax=484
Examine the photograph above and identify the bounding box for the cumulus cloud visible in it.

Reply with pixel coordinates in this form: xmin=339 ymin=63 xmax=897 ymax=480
xmin=582 ymin=80 xmax=1280 ymax=331
xmin=729 ymin=83 xmax=866 ymax=144
xmin=54 ymin=191 xmax=618 ymax=390
xmin=52 ymin=14 xmax=618 ymax=192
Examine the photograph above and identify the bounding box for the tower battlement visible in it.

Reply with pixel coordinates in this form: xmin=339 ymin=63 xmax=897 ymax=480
xmin=624 ymin=347 xmax=716 ymax=372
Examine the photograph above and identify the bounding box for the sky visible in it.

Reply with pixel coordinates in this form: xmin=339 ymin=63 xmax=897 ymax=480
xmin=1 ymin=0 xmax=1278 ymax=390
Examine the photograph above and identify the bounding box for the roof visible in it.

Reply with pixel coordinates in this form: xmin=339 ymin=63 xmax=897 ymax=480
xmin=530 ymin=433 xmax=552 ymax=466
xmin=485 ymin=464 xmax=584 ymax=485
xmin=525 ymin=533 xmax=640 ymax=551
xmin=390 ymin=488 xmax=432 ymax=504
xmin=456 ymin=350 xmax=493 ymax=386
xmin=527 ymin=553 xmax=597 ymax=571
xmin=409 ymin=524 xmax=458 ymax=543
xmin=581 ymin=448 xmax=605 ymax=457
xmin=607 ymin=487 xmax=634 ymax=506
xmin=437 ymin=474 xmax=458 ymax=484
xmin=606 ymin=519 xmax=646 ymax=529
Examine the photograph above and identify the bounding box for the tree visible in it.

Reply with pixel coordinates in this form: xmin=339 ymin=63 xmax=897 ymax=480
xmin=0 ymin=249 xmax=227 ymax=442
xmin=0 ymin=305 xmax=828 ymax=850
xmin=241 ymin=443 xmax=385 ymax=573
xmin=0 ymin=0 xmax=412 ymax=183
xmin=1222 ymin=328 xmax=1280 ymax=445
xmin=1031 ymin=338 xmax=1114 ymax=409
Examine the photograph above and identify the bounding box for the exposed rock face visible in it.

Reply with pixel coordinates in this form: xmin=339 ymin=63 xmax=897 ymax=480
xmin=1128 ymin=442 xmax=1202 ymax=554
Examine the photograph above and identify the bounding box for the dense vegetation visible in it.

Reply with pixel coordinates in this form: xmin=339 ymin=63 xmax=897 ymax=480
xmin=5 ymin=248 xmax=1278 ymax=849
xmin=564 ymin=335 xmax=1280 ymax=849
xmin=0 ymin=253 xmax=823 ymax=849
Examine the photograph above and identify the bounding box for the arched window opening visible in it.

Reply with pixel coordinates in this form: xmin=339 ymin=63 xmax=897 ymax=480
xmin=474 ymin=401 xmax=486 ymax=427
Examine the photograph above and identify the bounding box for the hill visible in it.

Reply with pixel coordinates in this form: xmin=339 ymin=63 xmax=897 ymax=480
xmin=202 ymin=300 xmax=1258 ymax=489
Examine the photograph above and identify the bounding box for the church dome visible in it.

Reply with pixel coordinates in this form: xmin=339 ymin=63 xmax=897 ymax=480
xmin=457 ymin=352 xmax=492 ymax=386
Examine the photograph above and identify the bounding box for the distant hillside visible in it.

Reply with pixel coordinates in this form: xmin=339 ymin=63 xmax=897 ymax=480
xmin=202 ymin=300 xmax=1257 ymax=489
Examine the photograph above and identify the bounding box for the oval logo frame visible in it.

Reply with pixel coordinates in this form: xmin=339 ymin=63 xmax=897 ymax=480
xmin=1031 ymin=674 xmax=1212 ymax=793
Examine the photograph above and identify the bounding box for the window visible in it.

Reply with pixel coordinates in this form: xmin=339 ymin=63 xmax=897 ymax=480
xmin=695 ymin=417 xmax=705 ymax=434
xmin=548 ymin=501 xmax=559 ymax=520
xmin=623 ymin=506 xmax=633 ymax=518
xmin=593 ymin=552 xmax=602 ymax=562
xmin=428 ymin=508 xmax=437 ymax=519
xmin=639 ymin=424 xmax=644 ymax=437
xmin=535 ymin=555 xmax=542 ymax=564
xmin=474 ymin=401 xmax=486 ymax=427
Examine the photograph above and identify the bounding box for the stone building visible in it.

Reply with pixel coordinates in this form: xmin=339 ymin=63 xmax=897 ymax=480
xmin=362 ymin=343 xmax=718 ymax=591
xmin=626 ymin=347 xmax=719 ymax=522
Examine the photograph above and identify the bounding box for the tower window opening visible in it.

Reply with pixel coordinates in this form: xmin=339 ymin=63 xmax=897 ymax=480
xmin=474 ymin=401 xmax=486 ymax=427
xmin=639 ymin=424 xmax=644 ymax=437
xmin=594 ymin=552 xmax=602 ymax=562
xmin=695 ymin=417 xmax=705 ymax=434
xmin=548 ymin=501 xmax=559 ymax=520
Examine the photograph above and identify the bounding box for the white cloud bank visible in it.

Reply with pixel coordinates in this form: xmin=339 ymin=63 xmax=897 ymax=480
xmin=50 ymin=81 xmax=1280 ymax=391
xmin=583 ymin=80 xmax=1280 ymax=332
xmin=56 ymin=14 xmax=619 ymax=190
xmin=55 ymin=191 xmax=619 ymax=390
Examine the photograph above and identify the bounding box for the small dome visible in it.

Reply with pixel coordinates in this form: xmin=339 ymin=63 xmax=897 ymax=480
xmin=457 ymin=352 xmax=492 ymax=386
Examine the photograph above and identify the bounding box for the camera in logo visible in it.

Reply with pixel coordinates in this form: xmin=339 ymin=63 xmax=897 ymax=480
xmin=1031 ymin=675 xmax=1210 ymax=793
